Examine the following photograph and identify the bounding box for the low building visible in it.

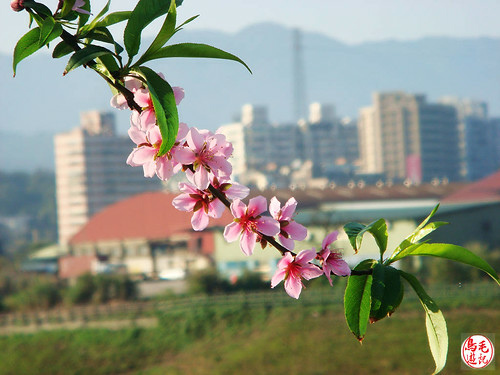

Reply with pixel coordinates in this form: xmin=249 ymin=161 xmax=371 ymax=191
xmin=68 ymin=191 xmax=283 ymax=280
xmin=65 ymin=180 xmax=477 ymax=281
xmin=432 ymin=170 xmax=500 ymax=248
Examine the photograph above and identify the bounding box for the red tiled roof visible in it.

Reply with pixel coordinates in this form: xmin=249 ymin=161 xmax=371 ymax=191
xmin=442 ymin=170 xmax=500 ymax=204
xmin=250 ymin=183 xmax=464 ymax=208
xmin=70 ymin=191 xmax=232 ymax=245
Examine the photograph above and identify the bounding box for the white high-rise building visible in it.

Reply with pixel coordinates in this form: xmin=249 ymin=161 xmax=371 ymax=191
xmin=309 ymin=103 xmax=336 ymax=124
xmin=54 ymin=111 xmax=161 ymax=244
xmin=358 ymin=106 xmax=383 ymax=174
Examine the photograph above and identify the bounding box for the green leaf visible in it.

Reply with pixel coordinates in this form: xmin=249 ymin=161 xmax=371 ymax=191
xmin=136 ymin=0 xmax=177 ymax=66
xmin=344 ymin=259 xmax=375 ymax=342
xmin=134 ymin=66 xmax=179 ymax=156
xmin=13 ymin=27 xmax=42 ymax=76
xmin=124 ymin=0 xmax=174 ymax=60
xmin=175 ymin=14 xmax=200 ymax=32
xmin=93 ymin=11 xmax=132 ymax=29
xmin=25 ymin=1 xmax=53 ymax=17
xmin=85 ymin=28 xmax=124 ymax=55
xmin=52 ymin=41 xmax=74 ymax=58
xmin=64 ymin=45 xmax=114 ymax=75
xmin=78 ymin=0 xmax=111 ymax=34
xmin=400 ymin=271 xmax=448 ymax=375
xmin=77 ymin=1 xmax=91 ymax=28
xmin=344 ymin=218 xmax=388 ymax=256
xmin=143 ymin=43 xmax=252 ymax=73
xmin=370 ymin=263 xmax=403 ymax=322
xmin=95 ymin=54 xmax=120 ymax=79
xmin=387 ymin=204 xmax=447 ymax=263
xmin=39 ymin=17 xmax=63 ymax=48
xmin=60 ymin=0 xmax=76 ymax=18
xmin=389 ymin=243 xmax=500 ymax=285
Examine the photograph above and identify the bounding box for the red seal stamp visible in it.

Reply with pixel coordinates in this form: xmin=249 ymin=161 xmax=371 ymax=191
xmin=461 ymin=334 xmax=495 ymax=369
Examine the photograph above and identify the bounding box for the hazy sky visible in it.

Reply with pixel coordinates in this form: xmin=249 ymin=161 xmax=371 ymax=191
xmin=2 ymin=0 xmax=500 ymax=54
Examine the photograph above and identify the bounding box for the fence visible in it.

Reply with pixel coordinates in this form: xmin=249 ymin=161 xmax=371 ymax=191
xmin=0 ymin=282 xmax=497 ymax=334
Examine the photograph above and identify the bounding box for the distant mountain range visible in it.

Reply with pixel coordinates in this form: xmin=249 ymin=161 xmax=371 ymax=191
xmin=1 ymin=22 xmax=499 ymax=171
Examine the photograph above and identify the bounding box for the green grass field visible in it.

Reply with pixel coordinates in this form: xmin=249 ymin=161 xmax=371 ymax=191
xmin=0 ymin=285 xmax=498 ymax=375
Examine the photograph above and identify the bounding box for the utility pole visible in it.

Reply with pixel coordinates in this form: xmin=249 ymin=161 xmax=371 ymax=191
xmin=292 ymin=28 xmax=307 ymax=122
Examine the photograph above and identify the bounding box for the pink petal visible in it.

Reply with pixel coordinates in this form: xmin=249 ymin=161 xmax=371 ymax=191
xmin=223 ymin=222 xmax=241 ymax=242
xmin=126 ymin=149 xmax=138 ymax=166
xmin=207 ymin=155 xmax=232 ymax=174
xmin=269 ymin=196 xmax=281 ymax=219
xmin=208 ymin=133 xmax=227 ymax=150
xmin=255 ymin=216 xmax=280 ymax=236
xmin=110 ymin=93 xmax=127 ymax=109
xmin=322 ymin=231 xmax=338 ymax=250
xmin=247 ymin=196 xmax=267 ymax=216
xmin=278 ymin=235 xmax=295 ymax=250
xmin=208 ymin=199 xmax=225 ymax=219
xmin=130 ymin=146 xmax=157 ymax=165
xmin=178 ymin=181 xmax=199 ymax=195
xmin=172 ymin=193 xmax=197 ymax=212
xmin=240 ymin=230 xmax=257 ymax=256
xmin=192 ymin=168 xmax=210 ymax=190
xmin=225 ymin=182 xmax=250 ymax=200
xmin=172 ymin=146 xmax=196 ymax=165
xmin=155 ymin=158 xmax=175 ymax=181
xmin=300 ymin=264 xmax=323 ymax=280
xmin=330 ymin=259 xmax=351 ymax=277
xmin=323 ymin=265 xmax=334 ymax=286
xmin=124 ymin=76 xmax=143 ymax=92
xmin=295 ymin=249 xmax=317 ymax=265
xmin=147 ymin=126 xmax=162 ymax=146
xmin=173 ymin=86 xmax=185 ymax=105
xmin=177 ymin=122 xmax=189 ymax=141
xmin=142 ymin=161 xmax=156 ymax=178
xmin=270 ymin=268 xmax=287 ymax=288
xmin=134 ymin=88 xmax=151 ymax=108
xmin=277 ymin=252 xmax=293 ymax=269
xmin=128 ymin=126 xmax=147 ymax=146
xmin=284 ymin=221 xmax=308 ymax=241
xmin=139 ymin=109 xmax=156 ymax=131
xmin=186 ymin=128 xmax=205 ymax=151
xmin=230 ymin=199 xmax=247 ymax=218
xmin=130 ymin=111 xmax=141 ymax=128
xmin=284 ymin=275 xmax=303 ymax=299
xmin=191 ymin=209 xmax=209 ymax=231
xmin=281 ymin=197 xmax=298 ymax=220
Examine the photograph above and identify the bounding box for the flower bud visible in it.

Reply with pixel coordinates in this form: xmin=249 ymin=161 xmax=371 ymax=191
xmin=11 ymin=0 xmax=25 ymax=12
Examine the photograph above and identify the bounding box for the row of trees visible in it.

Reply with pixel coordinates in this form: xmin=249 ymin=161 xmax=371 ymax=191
xmin=0 ymin=272 xmax=136 ymax=312
xmin=0 ymin=170 xmax=57 ymax=256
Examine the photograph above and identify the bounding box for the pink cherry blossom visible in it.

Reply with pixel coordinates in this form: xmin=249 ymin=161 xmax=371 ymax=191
xmin=110 ymin=76 xmax=145 ymax=110
xmin=72 ymin=0 xmax=91 ymax=14
xmin=317 ymin=231 xmax=351 ymax=285
xmin=172 ymin=172 xmax=225 ymax=231
xmin=269 ymin=196 xmax=307 ymax=250
xmin=126 ymin=122 xmax=189 ymax=180
xmin=211 ymin=177 xmax=250 ymax=201
xmin=175 ymin=127 xmax=233 ymax=189
xmin=223 ymin=196 xmax=280 ymax=256
xmin=110 ymin=74 xmax=184 ymax=131
xmin=11 ymin=0 xmax=24 ymax=12
xmin=271 ymin=250 xmax=323 ymax=299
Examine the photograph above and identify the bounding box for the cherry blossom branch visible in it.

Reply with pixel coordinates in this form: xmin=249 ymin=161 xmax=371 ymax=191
xmin=112 ymin=67 xmax=370 ymax=298
xmin=205 ymin=183 xmax=292 ymax=256
xmin=206 ymin=174 xmax=371 ymax=275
